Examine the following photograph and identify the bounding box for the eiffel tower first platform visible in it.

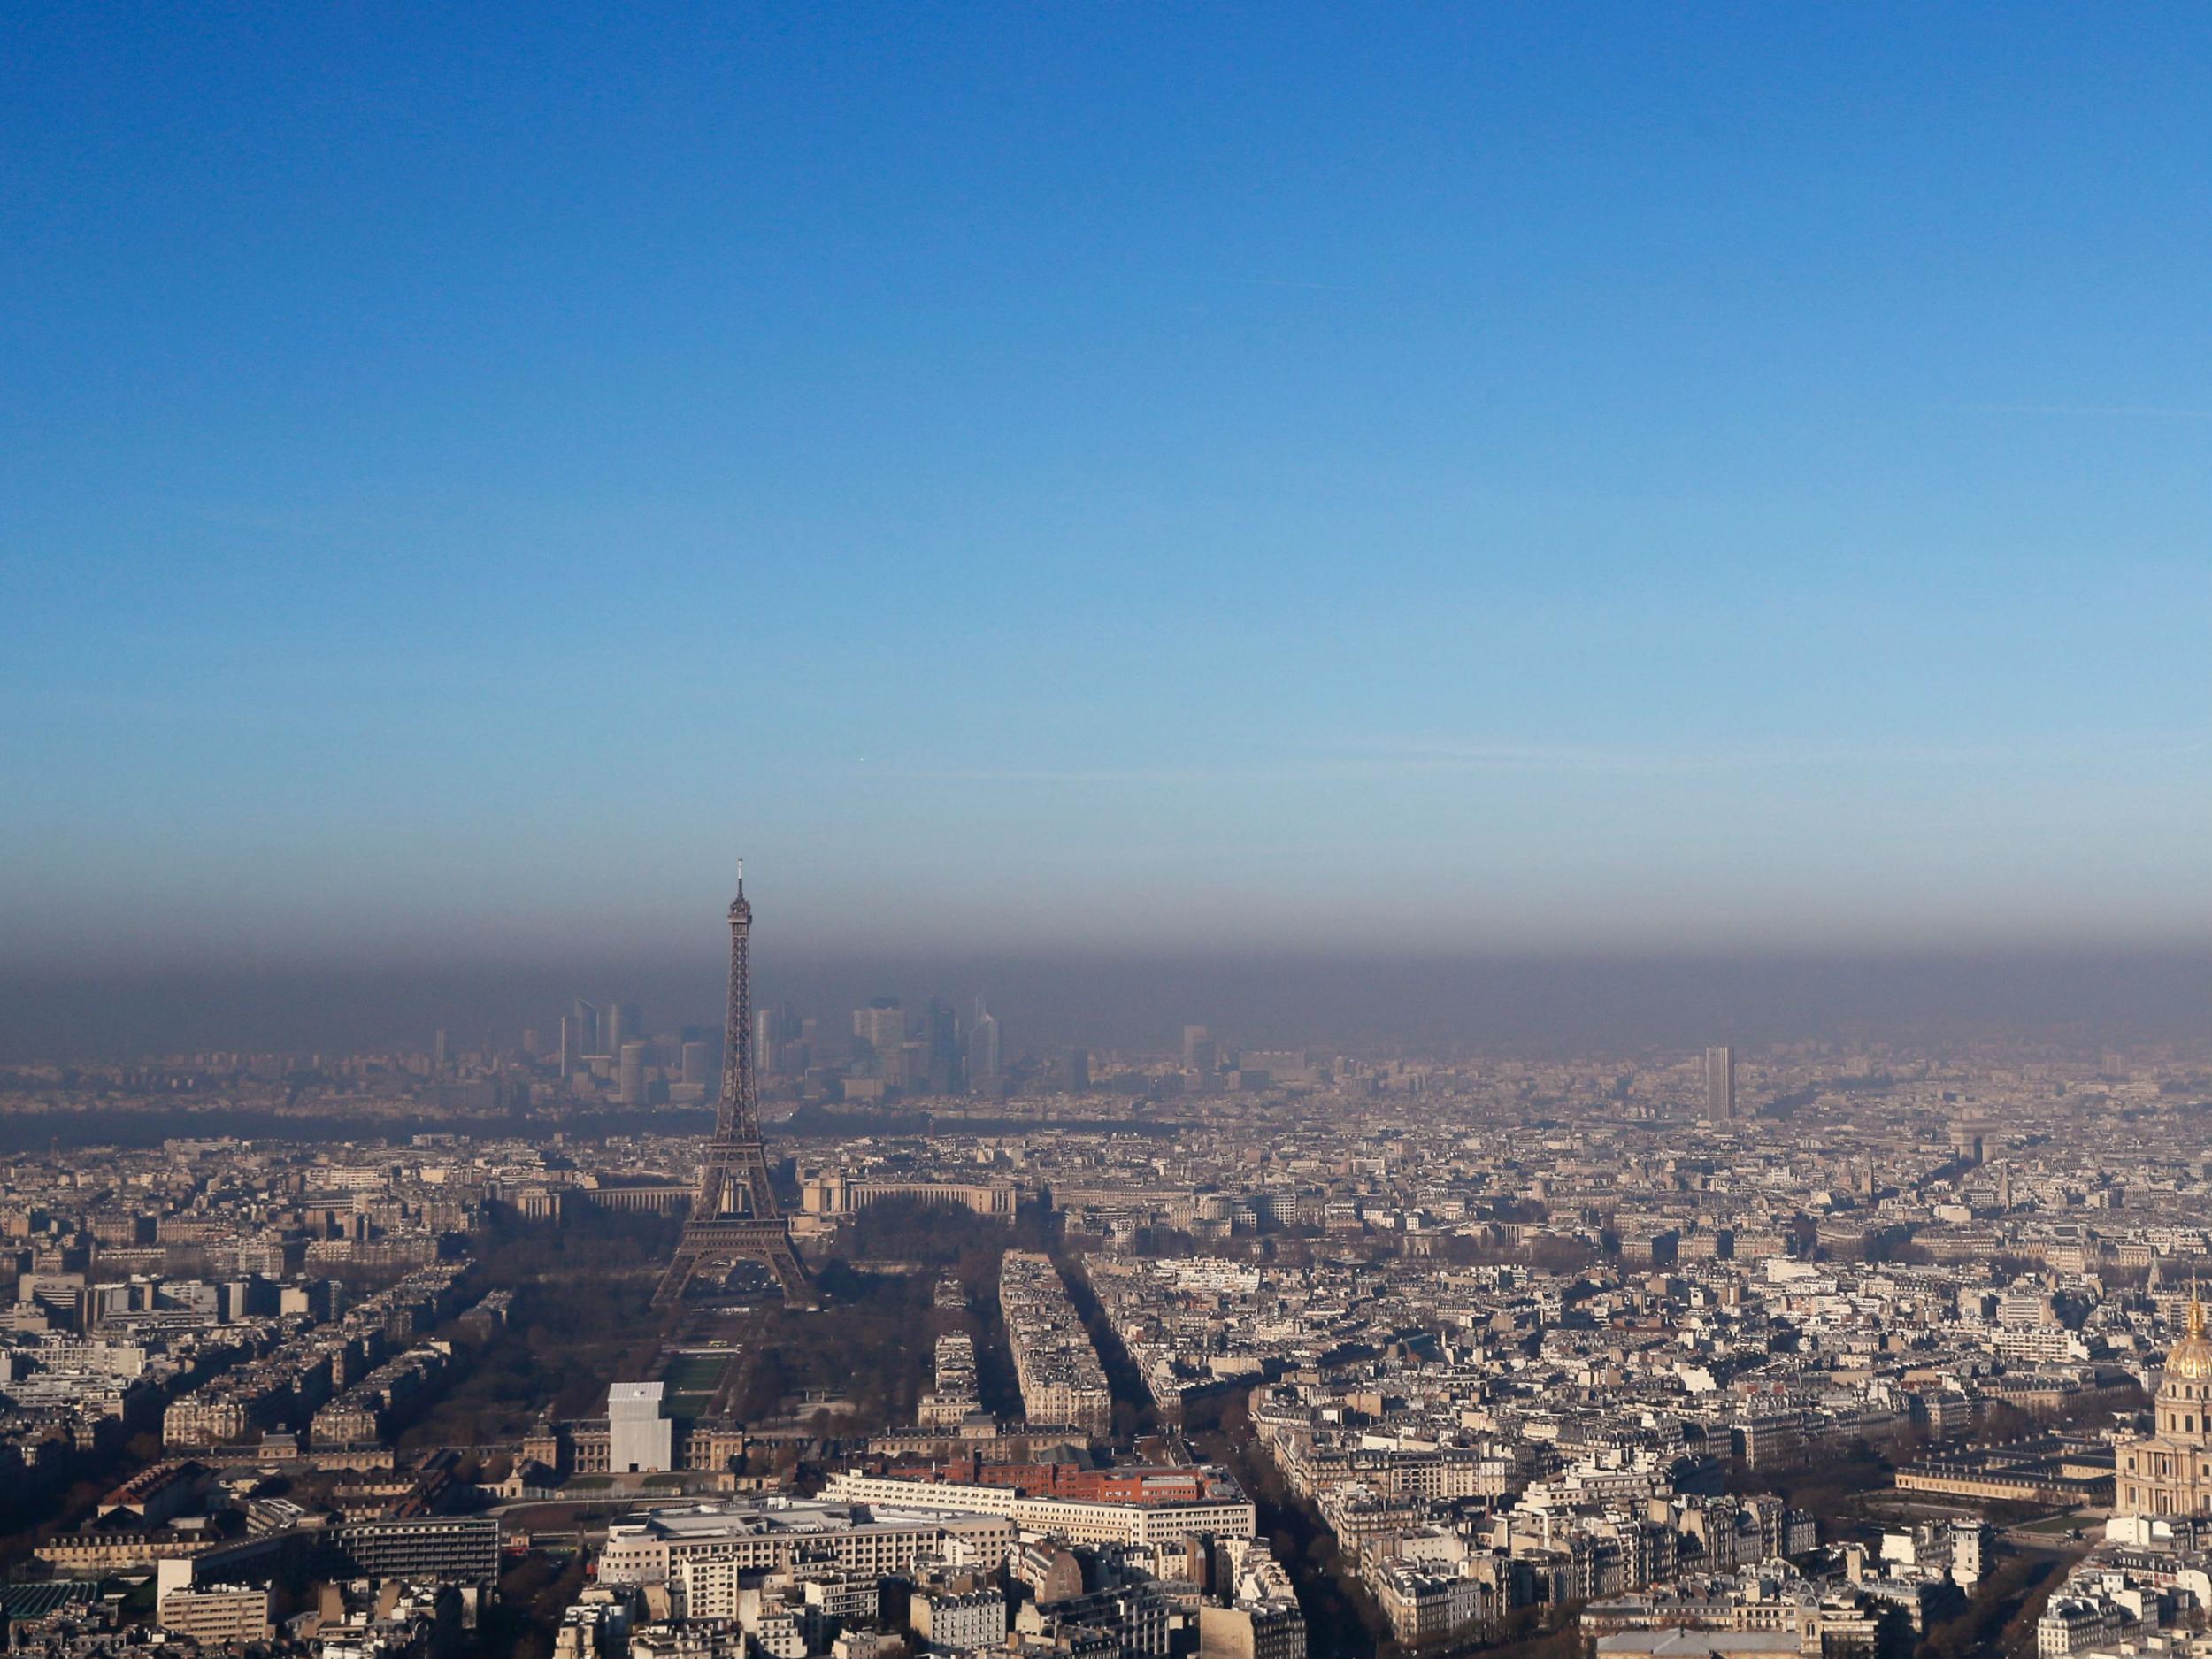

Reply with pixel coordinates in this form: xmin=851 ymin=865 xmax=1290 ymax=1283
xmin=654 ymin=866 xmax=809 ymax=1307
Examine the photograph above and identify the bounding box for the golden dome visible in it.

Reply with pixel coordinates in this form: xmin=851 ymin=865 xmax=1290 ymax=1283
xmin=2168 ymin=1298 xmax=2212 ymax=1381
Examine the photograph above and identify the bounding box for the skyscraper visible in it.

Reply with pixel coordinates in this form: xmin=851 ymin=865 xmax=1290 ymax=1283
xmin=680 ymin=1041 xmax=714 ymax=1089
xmin=1064 ymin=1048 xmax=1090 ymax=1091
xmin=854 ymin=998 xmax=905 ymax=1069
xmin=606 ymin=1002 xmax=640 ymax=1057
xmin=558 ymin=1015 xmax=580 ymax=1076
xmin=966 ymin=1004 xmax=1002 ymax=1088
xmin=1183 ymin=1025 xmax=1217 ymax=1074
xmin=619 ymin=1041 xmax=649 ymax=1106
xmin=1704 ymin=1046 xmax=1736 ymax=1124
xmin=572 ymin=998 xmax=600 ymax=1057
xmin=925 ymin=998 xmax=963 ymax=1094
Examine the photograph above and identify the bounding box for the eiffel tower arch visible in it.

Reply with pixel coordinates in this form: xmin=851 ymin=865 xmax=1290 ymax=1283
xmin=655 ymin=867 xmax=808 ymax=1307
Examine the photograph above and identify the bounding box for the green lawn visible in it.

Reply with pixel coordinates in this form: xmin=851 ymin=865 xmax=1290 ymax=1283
xmin=664 ymin=1354 xmax=729 ymax=1394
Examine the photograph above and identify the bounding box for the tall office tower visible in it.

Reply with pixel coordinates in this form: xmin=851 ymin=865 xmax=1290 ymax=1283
xmin=618 ymin=1041 xmax=649 ymax=1106
xmin=1064 ymin=1048 xmax=1090 ymax=1092
xmin=1183 ymin=1025 xmax=1217 ymax=1074
xmin=433 ymin=1029 xmax=450 ymax=1067
xmin=754 ymin=1007 xmax=779 ymax=1076
xmin=606 ymin=1002 xmax=640 ymax=1057
xmin=655 ymin=867 xmax=808 ymax=1306
xmin=572 ymin=998 xmax=600 ymax=1057
xmin=521 ymin=1028 xmax=542 ymax=1058
xmin=853 ymin=998 xmax=904 ymax=1067
xmin=966 ymin=1007 xmax=1002 ymax=1087
xmin=680 ymin=1041 xmax=714 ymax=1089
xmin=1704 ymin=1046 xmax=1737 ymax=1124
xmin=925 ymin=998 xmax=963 ymax=1094
xmin=558 ymin=1015 xmax=580 ymax=1075
xmin=887 ymin=1039 xmax=923 ymax=1091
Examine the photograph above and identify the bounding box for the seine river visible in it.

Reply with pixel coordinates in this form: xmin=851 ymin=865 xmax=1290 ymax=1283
xmin=0 ymin=1102 xmax=1180 ymax=1153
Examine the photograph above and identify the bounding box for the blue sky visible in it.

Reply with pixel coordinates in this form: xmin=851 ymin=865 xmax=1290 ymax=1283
xmin=4 ymin=4 xmax=2207 ymax=969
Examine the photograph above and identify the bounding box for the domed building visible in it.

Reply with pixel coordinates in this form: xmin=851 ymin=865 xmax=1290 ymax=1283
xmin=2117 ymin=1297 xmax=2212 ymax=1518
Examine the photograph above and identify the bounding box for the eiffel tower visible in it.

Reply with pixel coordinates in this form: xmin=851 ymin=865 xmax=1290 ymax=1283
xmin=654 ymin=866 xmax=809 ymax=1307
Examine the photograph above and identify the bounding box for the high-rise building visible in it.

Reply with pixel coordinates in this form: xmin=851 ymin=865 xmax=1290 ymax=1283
xmin=606 ymin=1002 xmax=640 ymax=1057
xmin=573 ymin=998 xmax=601 ymax=1057
xmin=680 ymin=1041 xmax=714 ymax=1089
xmin=967 ymin=1006 xmax=1002 ymax=1087
xmin=1183 ymin=1025 xmax=1217 ymax=1074
xmin=1704 ymin=1046 xmax=1736 ymax=1124
xmin=750 ymin=1008 xmax=809 ymax=1081
xmin=558 ymin=1015 xmax=580 ymax=1076
xmin=888 ymin=1039 xmax=926 ymax=1091
xmin=619 ymin=1041 xmax=649 ymax=1106
xmin=1064 ymin=1048 xmax=1091 ymax=1091
xmin=433 ymin=1028 xmax=449 ymax=1067
xmin=853 ymin=998 xmax=905 ymax=1070
xmin=924 ymin=998 xmax=962 ymax=1094
xmin=521 ymin=1027 xmax=542 ymax=1057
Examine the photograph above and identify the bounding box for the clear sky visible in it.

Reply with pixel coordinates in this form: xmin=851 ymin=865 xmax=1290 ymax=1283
xmin=4 ymin=4 xmax=2208 ymax=972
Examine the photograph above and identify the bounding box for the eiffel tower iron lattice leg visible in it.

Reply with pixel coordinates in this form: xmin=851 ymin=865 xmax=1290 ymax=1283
xmin=655 ymin=865 xmax=809 ymax=1308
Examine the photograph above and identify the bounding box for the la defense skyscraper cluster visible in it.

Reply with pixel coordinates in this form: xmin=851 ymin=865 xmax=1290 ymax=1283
xmin=655 ymin=866 xmax=808 ymax=1304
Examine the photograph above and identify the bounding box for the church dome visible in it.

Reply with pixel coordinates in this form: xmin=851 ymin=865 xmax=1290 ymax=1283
xmin=2168 ymin=1298 xmax=2212 ymax=1381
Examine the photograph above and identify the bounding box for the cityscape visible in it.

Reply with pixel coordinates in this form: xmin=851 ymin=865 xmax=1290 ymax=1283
xmin=4 ymin=870 xmax=2210 ymax=1659
xmin=4 ymin=7 xmax=2207 ymax=1659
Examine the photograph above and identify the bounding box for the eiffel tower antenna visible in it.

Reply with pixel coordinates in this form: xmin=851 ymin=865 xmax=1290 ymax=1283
xmin=654 ymin=865 xmax=809 ymax=1307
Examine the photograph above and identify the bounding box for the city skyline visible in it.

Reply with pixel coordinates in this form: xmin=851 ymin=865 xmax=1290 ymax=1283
xmin=5 ymin=5 xmax=2208 ymax=981
xmin=5 ymin=936 xmax=2206 ymax=1066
